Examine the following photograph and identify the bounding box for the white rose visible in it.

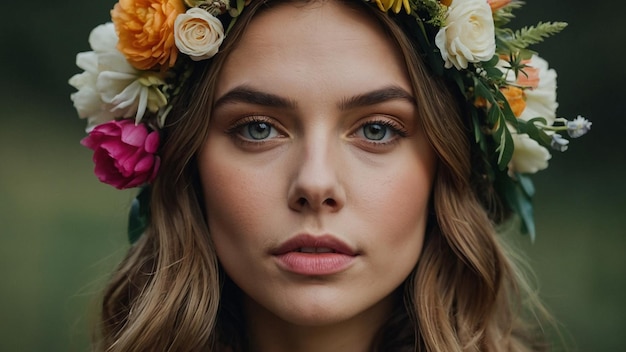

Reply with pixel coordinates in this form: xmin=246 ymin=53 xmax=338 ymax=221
xmin=435 ymin=0 xmax=496 ymax=70
xmin=509 ymin=131 xmax=552 ymax=174
xmin=174 ymin=8 xmax=225 ymax=61
xmin=69 ymin=23 xmax=168 ymax=130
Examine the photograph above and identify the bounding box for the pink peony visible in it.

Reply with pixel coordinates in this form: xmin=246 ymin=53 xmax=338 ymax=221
xmin=81 ymin=119 xmax=160 ymax=189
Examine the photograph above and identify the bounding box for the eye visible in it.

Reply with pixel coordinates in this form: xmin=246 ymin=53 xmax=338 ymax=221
xmin=362 ymin=123 xmax=389 ymax=141
xmin=355 ymin=121 xmax=406 ymax=144
xmin=228 ymin=116 xmax=283 ymax=142
xmin=242 ymin=121 xmax=276 ymax=140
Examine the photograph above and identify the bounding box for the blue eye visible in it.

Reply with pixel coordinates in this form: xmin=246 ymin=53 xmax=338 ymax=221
xmin=362 ymin=123 xmax=389 ymax=141
xmin=238 ymin=120 xmax=279 ymax=140
xmin=246 ymin=122 xmax=272 ymax=140
xmin=356 ymin=122 xmax=401 ymax=143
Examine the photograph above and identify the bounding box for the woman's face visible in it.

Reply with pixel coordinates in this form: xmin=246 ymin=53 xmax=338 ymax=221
xmin=199 ymin=1 xmax=436 ymax=328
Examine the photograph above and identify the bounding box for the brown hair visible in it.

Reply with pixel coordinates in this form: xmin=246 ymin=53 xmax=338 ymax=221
xmin=96 ymin=1 xmax=548 ymax=351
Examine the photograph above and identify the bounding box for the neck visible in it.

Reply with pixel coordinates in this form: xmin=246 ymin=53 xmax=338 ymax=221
xmin=243 ymin=294 xmax=397 ymax=352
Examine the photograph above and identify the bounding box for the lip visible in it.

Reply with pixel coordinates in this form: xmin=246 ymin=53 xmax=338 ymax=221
xmin=271 ymin=234 xmax=358 ymax=275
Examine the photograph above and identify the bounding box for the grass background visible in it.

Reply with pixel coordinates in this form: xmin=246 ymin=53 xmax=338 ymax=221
xmin=1 ymin=0 xmax=625 ymax=350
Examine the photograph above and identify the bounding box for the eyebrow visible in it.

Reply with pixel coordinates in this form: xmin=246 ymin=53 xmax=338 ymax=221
xmin=213 ymin=85 xmax=297 ymax=110
xmin=213 ymin=85 xmax=415 ymax=111
xmin=338 ymin=86 xmax=415 ymax=110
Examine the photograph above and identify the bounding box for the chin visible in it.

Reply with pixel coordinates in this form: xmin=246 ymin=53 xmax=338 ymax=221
xmin=243 ymin=283 xmax=398 ymax=329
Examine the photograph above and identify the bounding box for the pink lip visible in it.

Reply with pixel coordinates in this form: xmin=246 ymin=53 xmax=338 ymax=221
xmin=271 ymin=234 xmax=358 ymax=276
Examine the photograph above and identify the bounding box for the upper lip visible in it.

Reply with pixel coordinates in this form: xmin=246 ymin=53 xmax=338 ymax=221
xmin=271 ymin=234 xmax=358 ymax=256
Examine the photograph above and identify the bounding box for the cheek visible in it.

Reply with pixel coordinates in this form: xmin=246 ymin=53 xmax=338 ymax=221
xmin=359 ymin=153 xmax=434 ymax=238
xmin=377 ymin=172 xmax=430 ymax=252
xmin=359 ymin=147 xmax=435 ymax=266
xmin=198 ymin=147 xmax=288 ymax=263
xmin=203 ymin=166 xmax=247 ymax=230
xmin=199 ymin=152 xmax=261 ymax=247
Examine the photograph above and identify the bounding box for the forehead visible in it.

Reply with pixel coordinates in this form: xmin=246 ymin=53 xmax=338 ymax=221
xmin=243 ymin=1 xmax=382 ymax=51
xmin=214 ymin=0 xmax=411 ymax=99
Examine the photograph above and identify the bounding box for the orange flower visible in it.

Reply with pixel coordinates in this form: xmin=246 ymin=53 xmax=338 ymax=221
xmin=474 ymin=96 xmax=488 ymax=109
xmin=440 ymin=0 xmax=452 ymax=6
xmin=500 ymin=86 xmax=526 ymax=117
xmin=487 ymin=0 xmax=511 ymax=11
xmin=111 ymin=0 xmax=185 ymax=70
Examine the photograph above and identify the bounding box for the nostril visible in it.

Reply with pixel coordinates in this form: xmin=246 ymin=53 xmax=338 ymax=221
xmin=294 ymin=197 xmax=338 ymax=209
xmin=323 ymin=198 xmax=337 ymax=207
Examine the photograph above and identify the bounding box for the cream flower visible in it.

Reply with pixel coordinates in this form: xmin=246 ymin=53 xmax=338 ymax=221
xmin=500 ymin=55 xmax=558 ymax=174
xmin=518 ymin=55 xmax=558 ymax=124
xmin=69 ymin=24 xmax=120 ymax=129
xmin=435 ymin=0 xmax=496 ymax=70
xmin=499 ymin=55 xmax=558 ymax=124
xmin=174 ymin=8 xmax=225 ymax=61
xmin=69 ymin=23 xmax=168 ymax=130
xmin=509 ymin=131 xmax=552 ymax=174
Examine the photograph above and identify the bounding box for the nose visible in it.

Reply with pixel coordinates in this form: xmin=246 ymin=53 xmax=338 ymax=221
xmin=287 ymin=136 xmax=346 ymax=213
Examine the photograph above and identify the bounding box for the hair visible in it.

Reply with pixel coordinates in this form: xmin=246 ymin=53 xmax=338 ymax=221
xmin=95 ymin=0 xmax=549 ymax=351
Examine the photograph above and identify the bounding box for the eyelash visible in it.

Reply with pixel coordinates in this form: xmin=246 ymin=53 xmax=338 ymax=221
xmin=225 ymin=115 xmax=282 ymax=144
xmin=354 ymin=119 xmax=408 ymax=145
xmin=225 ymin=116 xmax=409 ymax=147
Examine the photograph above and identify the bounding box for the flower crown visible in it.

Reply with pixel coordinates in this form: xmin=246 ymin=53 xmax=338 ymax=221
xmin=70 ymin=0 xmax=591 ymax=241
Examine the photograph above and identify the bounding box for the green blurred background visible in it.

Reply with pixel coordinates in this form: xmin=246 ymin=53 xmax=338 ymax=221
xmin=1 ymin=0 xmax=624 ymax=351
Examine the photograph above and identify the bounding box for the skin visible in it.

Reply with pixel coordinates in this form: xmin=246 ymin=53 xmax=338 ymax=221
xmin=198 ymin=1 xmax=437 ymax=351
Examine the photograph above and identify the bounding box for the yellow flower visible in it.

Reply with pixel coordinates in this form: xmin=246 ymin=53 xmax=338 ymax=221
xmin=111 ymin=0 xmax=185 ymax=70
xmin=375 ymin=0 xmax=411 ymax=14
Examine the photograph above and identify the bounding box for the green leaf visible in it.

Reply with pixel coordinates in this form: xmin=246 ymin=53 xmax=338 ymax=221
xmin=487 ymin=103 xmax=501 ymax=125
xmin=128 ymin=186 xmax=151 ymax=244
xmin=484 ymin=66 xmax=504 ymax=79
xmin=508 ymin=22 xmax=568 ymax=51
xmin=470 ymin=108 xmax=483 ymax=143
xmin=517 ymin=118 xmax=553 ymax=149
xmin=483 ymin=54 xmax=500 ymax=68
xmin=492 ymin=0 xmax=524 ymax=27
xmin=494 ymin=89 xmax=518 ymax=125
xmin=494 ymin=123 xmax=514 ymax=170
xmin=518 ymin=173 xmax=535 ymax=198
xmin=450 ymin=70 xmax=465 ymax=95
xmin=474 ymin=78 xmax=494 ymax=103
xmin=506 ymin=174 xmax=536 ymax=241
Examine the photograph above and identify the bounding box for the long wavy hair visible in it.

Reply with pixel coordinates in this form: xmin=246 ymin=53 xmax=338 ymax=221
xmin=96 ymin=0 xmax=549 ymax=351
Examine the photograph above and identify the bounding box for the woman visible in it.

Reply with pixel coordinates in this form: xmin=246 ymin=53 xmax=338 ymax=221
xmin=70 ymin=0 xmax=590 ymax=350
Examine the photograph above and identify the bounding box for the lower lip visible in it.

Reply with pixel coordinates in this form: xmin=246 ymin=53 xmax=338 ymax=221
xmin=274 ymin=252 xmax=356 ymax=275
